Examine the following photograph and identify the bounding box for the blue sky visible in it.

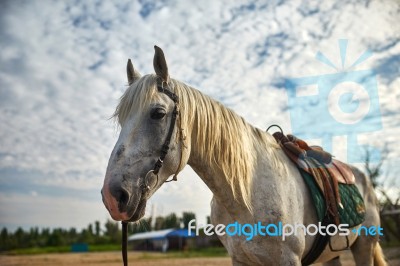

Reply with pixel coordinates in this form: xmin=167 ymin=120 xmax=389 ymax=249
xmin=0 ymin=0 xmax=399 ymax=231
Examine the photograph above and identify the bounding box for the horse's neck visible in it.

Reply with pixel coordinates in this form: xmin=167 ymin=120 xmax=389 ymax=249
xmin=188 ymin=151 xmax=248 ymax=216
xmin=187 ymin=120 xmax=279 ymax=218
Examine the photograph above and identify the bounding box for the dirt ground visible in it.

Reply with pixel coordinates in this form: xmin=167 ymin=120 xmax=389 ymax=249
xmin=0 ymin=248 xmax=399 ymax=266
xmin=0 ymin=252 xmax=230 ymax=266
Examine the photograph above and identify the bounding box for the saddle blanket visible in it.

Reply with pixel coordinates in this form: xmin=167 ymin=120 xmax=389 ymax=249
xmin=301 ymin=168 xmax=365 ymax=227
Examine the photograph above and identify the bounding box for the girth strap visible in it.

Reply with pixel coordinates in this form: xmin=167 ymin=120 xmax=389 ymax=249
xmin=301 ymin=217 xmax=330 ymax=265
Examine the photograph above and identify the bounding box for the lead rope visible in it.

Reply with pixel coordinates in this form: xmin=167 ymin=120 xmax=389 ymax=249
xmin=122 ymin=221 xmax=128 ymax=266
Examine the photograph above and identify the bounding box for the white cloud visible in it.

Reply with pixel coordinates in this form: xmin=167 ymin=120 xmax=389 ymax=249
xmin=0 ymin=0 xmax=399 ymax=230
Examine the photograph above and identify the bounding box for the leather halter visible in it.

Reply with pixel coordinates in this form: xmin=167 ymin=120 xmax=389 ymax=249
xmin=122 ymin=80 xmax=180 ymax=266
xmin=141 ymin=81 xmax=180 ymax=191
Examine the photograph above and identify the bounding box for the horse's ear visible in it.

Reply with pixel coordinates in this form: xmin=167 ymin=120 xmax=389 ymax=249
xmin=153 ymin=45 xmax=169 ymax=82
xmin=127 ymin=59 xmax=141 ymax=85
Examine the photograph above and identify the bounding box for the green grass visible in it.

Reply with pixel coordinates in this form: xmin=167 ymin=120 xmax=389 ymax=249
xmin=88 ymin=244 xmax=121 ymax=252
xmin=5 ymin=246 xmax=71 ymax=255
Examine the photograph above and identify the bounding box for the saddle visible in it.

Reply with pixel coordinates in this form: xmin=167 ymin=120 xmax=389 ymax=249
xmin=271 ymin=131 xmax=355 ymax=225
xmin=269 ymin=128 xmax=365 ymax=265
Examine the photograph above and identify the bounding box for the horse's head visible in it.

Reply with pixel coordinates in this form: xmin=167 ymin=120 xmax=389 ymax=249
xmin=101 ymin=46 xmax=190 ymax=222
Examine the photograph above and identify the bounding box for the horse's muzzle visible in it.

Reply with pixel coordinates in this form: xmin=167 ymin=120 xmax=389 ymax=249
xmin=101 ymin=177 xmax=133 ymax=221
xmin=101 ymin=174 xmax=147 ymax=222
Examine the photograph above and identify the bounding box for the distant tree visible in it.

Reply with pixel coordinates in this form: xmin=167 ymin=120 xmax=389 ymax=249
xmin=0 ymin=228 xmax=9 ymax=250
xmin=164 ymin=213 xmax=180 ymax=228
xmin=364 ymin=148 xmax=386 ymax=188
xmin=364 ymin=148 xmax=400 ymax=242
xmin=104 ymin=220 xmax=120 ymax=243
xmin=87 ymin=224 xmax=94 ymax=236
xmin=182 ymin=212 xmax=196 ymax=228
xmin=36 ymin=228 xmax=49 ymax=247
xmin=0 ymin=227 xmax=8 ymax=239
xmin=95 ymin=221 xmax=101 ymax=237
xmin=28 ymin=227 xmax=39 ymax=247
xmin=79 ymin=228 xmax=94 ymax=244
xmin=47 ymin=228 xmax=66 ymax=246
xmin=14 ymin=227 xmax=28 ymax=248
xmin=154 ymin=216 xmax=165 ymax=230
xmin=68 ymin=227 xmax=78 ymax=244
xmin=142 ymin=217 xmax=152 ymax=232
xmin=129 ymin=218 xmax=152 ymax=234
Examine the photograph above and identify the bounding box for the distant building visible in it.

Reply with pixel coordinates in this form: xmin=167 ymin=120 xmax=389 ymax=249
xmin=71 ymin=243 xmax=88 ymax=252
xmin=128 ymin=228 xmax=195 ymax=252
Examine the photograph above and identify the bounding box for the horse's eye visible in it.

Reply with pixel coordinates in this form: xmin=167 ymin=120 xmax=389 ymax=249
xmin=150 ymin=108 xmax=166 ymax=120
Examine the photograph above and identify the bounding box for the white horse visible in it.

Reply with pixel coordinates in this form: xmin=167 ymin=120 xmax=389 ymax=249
xmin=101 ymin=46 xmax=386 ymax=265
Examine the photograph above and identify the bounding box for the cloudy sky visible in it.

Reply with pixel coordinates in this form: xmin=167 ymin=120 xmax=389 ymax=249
xmin=0 ymin=0 xmax=399 ymax=231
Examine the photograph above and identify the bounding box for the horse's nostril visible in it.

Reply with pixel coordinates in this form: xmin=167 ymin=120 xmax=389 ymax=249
xmin=109 ymin=181 xmax=131 ymax=213
xmin=115 ymin=188 xmax=130 ymax=212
